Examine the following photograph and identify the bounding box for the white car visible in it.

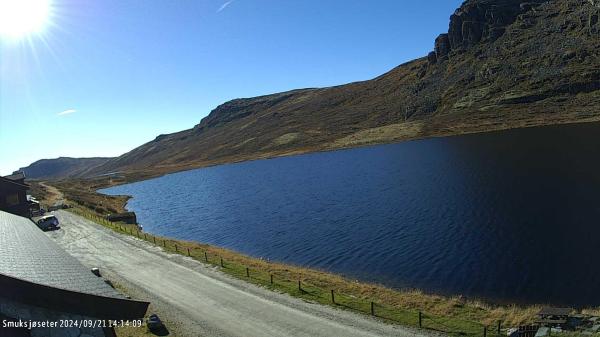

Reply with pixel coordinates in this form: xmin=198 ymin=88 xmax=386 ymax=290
xmin=36 ymin=215 xmax=60 ymax=231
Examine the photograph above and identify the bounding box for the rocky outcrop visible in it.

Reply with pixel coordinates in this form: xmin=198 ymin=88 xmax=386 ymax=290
xmin=84 ymin=0 xmax=600 ymax=177
xmin=427 ymin=51 xmax=437 ymax=64
xmin=589 ymin=9 xmax=599 ymax=33
xmin=434 ymin=34 xmax=451 ymax=60
xmin=429 ymin=0 xmax=546 ymax=63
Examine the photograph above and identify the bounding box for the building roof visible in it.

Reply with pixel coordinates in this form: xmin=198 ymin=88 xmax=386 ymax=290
xmin=0 ymin=211 xmax=121 ymax=298
xmin=4 ymin=171 xmax=25 ymax=181
xmin=0 ymin=176 xmax=29 ymax=188
xmin=0 ymin=211 xmax=148 ymax=319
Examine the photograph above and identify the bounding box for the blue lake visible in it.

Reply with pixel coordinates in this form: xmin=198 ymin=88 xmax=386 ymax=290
xmin=100 ymin=122 xmax=600 ymax=307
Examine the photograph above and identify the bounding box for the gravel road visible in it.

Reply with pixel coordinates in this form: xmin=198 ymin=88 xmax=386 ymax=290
xmin=47 ymin=210 xmax=435 ymax=337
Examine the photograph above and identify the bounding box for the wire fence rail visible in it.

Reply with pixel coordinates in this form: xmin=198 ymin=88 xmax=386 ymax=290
xmin=68 ymin=207 xmax=503 ymax=337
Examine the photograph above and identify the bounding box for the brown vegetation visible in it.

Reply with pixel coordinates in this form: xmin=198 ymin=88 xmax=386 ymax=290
xmin=78 ymin=0 xmax=600 ymax=180
xmin=33 ymin=178 xmax=129 ymax=214
xmin=70 ymin=207 xmax=568 ymax=336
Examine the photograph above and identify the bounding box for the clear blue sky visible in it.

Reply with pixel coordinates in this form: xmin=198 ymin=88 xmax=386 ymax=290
xmin=0 ymin=0 xmax=461 ymax=175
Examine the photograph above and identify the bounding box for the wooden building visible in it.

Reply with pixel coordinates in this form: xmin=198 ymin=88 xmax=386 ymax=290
xmin=536 ymin=307 xmax=571 ymax=327
xmin=0 ymin=172 xmax=30 ymax=217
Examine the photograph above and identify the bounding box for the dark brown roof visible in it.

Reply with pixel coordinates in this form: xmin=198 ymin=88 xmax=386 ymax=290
xmin=4 ymin=171 xmax=25 ymax=181
xmin=538 ymin=307 xmax=572 ymax=316
xmin=0 ymin=176 xmax=28 ymax=188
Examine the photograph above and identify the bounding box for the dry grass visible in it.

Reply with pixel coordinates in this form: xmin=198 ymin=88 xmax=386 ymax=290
xmin=66 ymin=206 xmax=580 ymax=337
xmin=330 ymin=121 xmax=425 ymax=149
xmin=40 ymin=179 xmax=130 ymax=214
xmin=42 ymin=170 xmax=600 ymax=336
xmin=27 ymin=181 xmax=53 ymax=206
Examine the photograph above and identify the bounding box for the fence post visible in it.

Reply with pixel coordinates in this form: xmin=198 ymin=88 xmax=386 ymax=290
xmin=144 ymin=233 xmax=147 ymax=240
xmin=204 ymin=251 xmax=208 ymax=262
xmin=298 ymin=280 xmax=301 ymax=291
xmin=187 ymin=248 xmax=190 ymax=256
xmin=497 ymin=320 xmax=501 ymax=335
xmin=370 ymin=301 xmax=375 ymax=316
xmin=483 ymin=326 xmax=487 ymax=337
xmin=331 ymin=290 xmax=335 ymax=304
xmin=246 ymin=267 xmax=249 ymax=278
xmin=153 ymin=236 xmax=156 ymax=244
xmin=270 ymin=274 xmax=273 ymax=285
xmin=163 ymin=240 xmax=166 ymax=247
xmin=418 ymin=311 xmax=422 ymax=328
xmin=220 ymin=257 xmax=224 ymax=267
xmin=175 ymin=244 xmax=178 ymax=253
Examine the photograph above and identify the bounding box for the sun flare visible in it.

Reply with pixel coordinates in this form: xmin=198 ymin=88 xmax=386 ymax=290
xmin=0 ymin=0 xmax=51 ymax=39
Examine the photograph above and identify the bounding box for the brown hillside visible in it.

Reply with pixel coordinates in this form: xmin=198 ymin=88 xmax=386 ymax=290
xmin=90 ymin=0 xmax=600 ymax=178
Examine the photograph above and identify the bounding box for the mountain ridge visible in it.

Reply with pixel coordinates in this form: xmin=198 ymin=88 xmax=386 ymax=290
xmin=23 ymin=0 xmax=600 ymax=180
xmin=19 ymin=157 xmax=113 ymax=180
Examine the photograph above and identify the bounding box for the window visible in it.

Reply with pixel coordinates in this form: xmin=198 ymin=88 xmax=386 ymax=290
xmin=6 ymin=194 xmax=19 ymax=206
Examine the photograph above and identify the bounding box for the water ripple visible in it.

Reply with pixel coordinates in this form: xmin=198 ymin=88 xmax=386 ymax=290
xmin=101 ymin=123 xmax=600 ymax=307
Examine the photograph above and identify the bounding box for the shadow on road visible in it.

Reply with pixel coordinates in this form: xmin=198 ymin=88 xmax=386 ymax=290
xmin=150 ymin=326 xmax=170 ymax=336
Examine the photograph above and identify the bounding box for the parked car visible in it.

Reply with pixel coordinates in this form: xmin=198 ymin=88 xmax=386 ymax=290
xmin=36 ymin=215 xmax=60 ymax=231
xmin=147 ymin=314 xmax=165 ymax=331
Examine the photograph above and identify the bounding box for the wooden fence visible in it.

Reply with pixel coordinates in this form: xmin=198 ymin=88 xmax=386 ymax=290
xmin=69 ymin=207 xmax=505 ymax=337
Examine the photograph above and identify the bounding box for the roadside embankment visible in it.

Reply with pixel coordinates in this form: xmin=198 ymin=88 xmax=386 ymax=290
xmin=62 ymin=206 xmax=585 ymax=337
xmin=50 ymin=209 xmax=434 ymax=337
xmin=33 ymin=177 xmax=600 ymax=336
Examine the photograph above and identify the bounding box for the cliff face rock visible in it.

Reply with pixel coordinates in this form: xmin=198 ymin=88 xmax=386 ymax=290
xmin=85 ymin=0 xmax=600 ymax=179
xmin=434 ymin=34 xmax=451 ymax=60
xmin=433 ymin=0 xmax=546 ymax=62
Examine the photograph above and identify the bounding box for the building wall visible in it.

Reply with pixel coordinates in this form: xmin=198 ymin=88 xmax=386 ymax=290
xmin=0 ymin=297 xmax=110 ymax=337
xmin=0 ymin=180 xmax=30 ymax=217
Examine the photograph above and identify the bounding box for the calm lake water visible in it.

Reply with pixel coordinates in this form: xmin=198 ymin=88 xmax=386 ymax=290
xmin=100 ymin=122 xmax=600 ymax=307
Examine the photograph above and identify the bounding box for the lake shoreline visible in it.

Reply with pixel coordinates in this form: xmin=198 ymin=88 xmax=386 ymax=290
xmin=63 ymin=116 xmax=600 ymax=192
xmin=34 ymin=119 xmax=600 ymax=311
xmin=66 ymin=206 xmax=578 ymax=335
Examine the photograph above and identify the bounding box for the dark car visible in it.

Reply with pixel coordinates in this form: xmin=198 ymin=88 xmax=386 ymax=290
xmin=147 ymin=314 xmax=165 ymax=331
xmin=36 ymin=215 xmax=60 ymax=231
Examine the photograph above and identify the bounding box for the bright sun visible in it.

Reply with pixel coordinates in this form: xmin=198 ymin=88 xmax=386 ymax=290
xmin=0 ymin=0 xmax=51 ymax=39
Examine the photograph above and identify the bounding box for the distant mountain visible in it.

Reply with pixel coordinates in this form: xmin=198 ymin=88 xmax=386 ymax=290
xmin=20 ymin=157 xmax=113 ymax=180
xmin=89 ymin=0 xmax=599 ymax=178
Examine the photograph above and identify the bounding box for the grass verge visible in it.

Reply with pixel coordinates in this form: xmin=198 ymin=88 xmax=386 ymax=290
xmin=65 ymin=207 xmax=575 ymax=337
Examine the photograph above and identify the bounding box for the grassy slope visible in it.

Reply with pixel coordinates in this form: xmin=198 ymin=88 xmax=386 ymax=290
xmin=68 ymin=206 xmax=586 ymax=337
xmin=86 ymin=0 xmax=600 ymax=180
xmin=19 ymin=157 xmax=113 ymax=180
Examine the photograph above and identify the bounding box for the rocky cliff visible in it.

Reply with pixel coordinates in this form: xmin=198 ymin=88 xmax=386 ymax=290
xmin=84 ymin=0 xmax=600 ymax=178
